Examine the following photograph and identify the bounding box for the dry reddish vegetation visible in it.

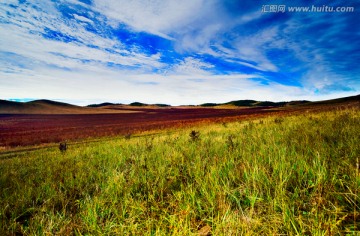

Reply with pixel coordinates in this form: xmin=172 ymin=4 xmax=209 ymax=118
xmin=1 ymin=100 xmax=358 ymax=147
xmin=0 ymin=107 xmax=277 ymax=147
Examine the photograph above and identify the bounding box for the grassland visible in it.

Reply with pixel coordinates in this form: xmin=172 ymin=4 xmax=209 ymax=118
xmin=0 ymin=107 xmax=359 ymax=235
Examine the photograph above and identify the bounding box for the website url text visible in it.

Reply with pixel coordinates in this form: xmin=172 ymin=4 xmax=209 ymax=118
xmin=262 ymin=5 xmax=355 ymax=13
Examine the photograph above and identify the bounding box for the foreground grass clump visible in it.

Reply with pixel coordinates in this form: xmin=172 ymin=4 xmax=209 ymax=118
xmin=0 ymin=108 xmax=359 ymax=235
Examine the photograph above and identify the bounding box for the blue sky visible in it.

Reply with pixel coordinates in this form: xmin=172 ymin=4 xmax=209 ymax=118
xmin=1 ymin=0 xmax=359 ymax=105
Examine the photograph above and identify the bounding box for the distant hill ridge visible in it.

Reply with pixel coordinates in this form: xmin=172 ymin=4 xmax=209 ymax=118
xmin=200 ymin=94 xmax=360 ymax=107
xmin=28 ymin=99 xmax=77 ymax=107
xmin=0 ymin=99 xmax=78 ymax=107
xmin=87 ymin=102 xmax=170 ymax=107
xmin=0 ymin=99 xmax=81 ymax=114
xmin=87 ymin=102 xmax=122 ymax=108
xmin=85 ymin=94 xmax=359 ymax=108
xmin=200 ymin=100 xmax=308 ymax=107
xmin=0 ymin=99 xmax=132 ymax=114
xmin=1 ymin=94 xmax=359 ymax=114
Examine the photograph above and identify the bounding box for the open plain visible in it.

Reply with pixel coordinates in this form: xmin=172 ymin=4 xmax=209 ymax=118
xmin=0 ymin=97 xmax=359 ymax=235
xmin=0 ymin=106 xmax=278 ymax=147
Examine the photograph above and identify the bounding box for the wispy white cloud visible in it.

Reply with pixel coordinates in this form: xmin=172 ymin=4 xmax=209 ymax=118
xmin=171 ymin=57 xmax=214 ymax=75
xmin=92 ymin=0 xmax=213 ymax=40
xmin=0 ymin=1 xmax=165 ymax=72
xmin=73 ymin=14 xmax=94 ymax=24
xmin=276 ymin=14 xmax=360 ymax=92
xmin=2 ymin=61 xmax=326 ymax=106
xmin=232 ymin=27 xmax=280 ymax=72
xmin=0 ymin=0 xmax=358 ymax=105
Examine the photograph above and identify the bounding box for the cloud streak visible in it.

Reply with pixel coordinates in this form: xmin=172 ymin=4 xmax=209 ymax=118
xmin=0 ymin=0 xmax=359 ymax=105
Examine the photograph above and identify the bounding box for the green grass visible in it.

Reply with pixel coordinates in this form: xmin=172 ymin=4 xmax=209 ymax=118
xmin=1 ymin=108 xmax=359 ymax=235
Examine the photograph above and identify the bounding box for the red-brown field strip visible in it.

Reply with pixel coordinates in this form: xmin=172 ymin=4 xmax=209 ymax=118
xmin=0 ymin=107 xmax=276 ymax=147
xmin=1 ymin=99 xmax=359 ymax=148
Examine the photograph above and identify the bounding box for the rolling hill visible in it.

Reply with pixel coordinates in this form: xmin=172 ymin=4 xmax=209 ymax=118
xmin=200 ymin=94 xmax=360 ymax=108
xmin=200 ymin=99 xmax=309 ymax=107
xmin=0 ymin=100 xmax=137 ymax=114
xmin=1 ymin=95 xmax=359 ymax=114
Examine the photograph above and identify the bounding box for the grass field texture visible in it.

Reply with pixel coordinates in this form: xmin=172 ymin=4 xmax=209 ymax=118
xmin=1 ymin=108 xmax=359 ymax=235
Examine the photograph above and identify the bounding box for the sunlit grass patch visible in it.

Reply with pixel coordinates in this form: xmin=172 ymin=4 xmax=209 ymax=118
xmin=0 ymin=108 xmax=359 ymax=235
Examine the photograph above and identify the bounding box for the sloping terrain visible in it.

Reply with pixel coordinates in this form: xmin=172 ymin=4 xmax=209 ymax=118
xmin=0 ymin=95 xmax=359 ymax=147
xmin=0 ymin=108 xmax=359 ymax=234
xmin=309 ymin=94 xmax=360 ymax=105
xmin=0 ymin=100 xmax=137 ymax=114
xmin=200 ymin=95 xmax=360 ymax=108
